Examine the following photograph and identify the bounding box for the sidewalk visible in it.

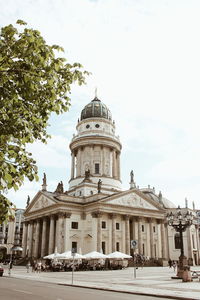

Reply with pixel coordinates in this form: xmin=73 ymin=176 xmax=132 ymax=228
xmin=4 ymin=265 xmax=200 ymax=300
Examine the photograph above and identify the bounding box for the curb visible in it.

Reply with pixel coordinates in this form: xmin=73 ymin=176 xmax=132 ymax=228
xmin=58 ymin=283 xmax=198 ymax=300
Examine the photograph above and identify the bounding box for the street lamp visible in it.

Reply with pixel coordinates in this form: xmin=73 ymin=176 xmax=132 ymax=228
xmin=167 ymin=207 xmax=193 ymax=279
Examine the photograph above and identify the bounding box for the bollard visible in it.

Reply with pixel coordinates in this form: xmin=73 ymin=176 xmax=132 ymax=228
xmin=182 ymin=266 xmax=192 ymax=282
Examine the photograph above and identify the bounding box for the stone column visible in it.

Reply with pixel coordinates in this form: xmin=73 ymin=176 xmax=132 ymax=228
xmin=76 ymin=149 xmax=80 ymax=177
xmin=161 ymin=221 xmax=167 ymax=259
xmin=71 ymin=152 xmax=75 ymax=179
xmin=165 ymin=223 xmax=169 ymax=260
xmin=41 ymin=217 xmax=47 ymax=257
xmin=149 ymin=218 xmax=154 ymax=258
xmin=22 ymin=222 xmax=28 ymax=257
xmin=92 ymin=211 xmax=102 ymax=252
xmin=33 ymin=219 xmax=40 ymax=258
xmin=195 ymin=225 xmax=200 ymax=264
xmin=48 ymin=215 xmax=55 ymax=254
xmin=55 ymin=213 xmax=64 ymax=253
xmin=138 ymin=217 xmax=142 ymax=254
xmin=78 ymin=148 xmax=83 ymax=176
xmin=117 ymin=152 xmax=121 ymax=180
xmin=110 ymin=214 xmax=117 ymax=252
xmin=97 ymin=212 xmax=102 ymax=252
xmin=28 ymin=221 xmax=34 ymax=257
xmin=112 ymin=149 xmax=116 ymax=178
xmin=132 ymin=217 xmax=138 ymax=254
xmin=90 ymin=146 xmax=94 ymax=174
xmin=187 ymin=227 xmax=193 ymax=260
xmin=124 ymin=215 xmax=130 ymax=254
xmin=102 ymin=147 xmax=106 ymax=175
xmin=63 ymin=213 xmax=71 ymax=252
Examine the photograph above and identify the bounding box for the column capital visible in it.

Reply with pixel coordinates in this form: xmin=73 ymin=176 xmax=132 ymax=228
xmin=123 ymin=214 xmax=130 ymax=221
xmin=146 ymin=217 xmax=154 ymax=223
xmin=91 ymin=211 xmax=102 ymax=218
xmin=109 ymin=213 xmax=117 ymax=219
xmin=57 ymin=212 xmax=66 ymax=218
xmin=64 ymin=212 xmax=72 ymax=218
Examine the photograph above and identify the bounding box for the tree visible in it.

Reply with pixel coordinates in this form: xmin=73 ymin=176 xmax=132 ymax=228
xmin=0 ymin=20 xmax=89 ymax=223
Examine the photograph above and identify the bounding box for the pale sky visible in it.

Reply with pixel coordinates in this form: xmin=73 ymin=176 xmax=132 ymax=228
xmin=1 ymin=0 xmax=200 ymax=209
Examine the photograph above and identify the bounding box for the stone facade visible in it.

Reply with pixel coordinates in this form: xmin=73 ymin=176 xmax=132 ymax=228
xmin=22 ymin=96 xmax=200 ymax=265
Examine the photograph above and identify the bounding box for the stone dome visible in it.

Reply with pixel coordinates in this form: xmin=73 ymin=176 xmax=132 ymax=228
xmin=80 ymin=97 xmax=112 ymax=121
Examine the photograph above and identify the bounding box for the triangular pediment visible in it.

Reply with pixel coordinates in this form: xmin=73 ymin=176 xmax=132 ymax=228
xmin=26 ymin=192 xmax=57 ymax=213
xmin=102 ymin=191 xmax=160 ymax=211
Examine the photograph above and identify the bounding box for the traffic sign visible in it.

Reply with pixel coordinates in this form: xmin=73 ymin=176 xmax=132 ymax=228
xmin=130 ymin=239 xmax=138 ymax=249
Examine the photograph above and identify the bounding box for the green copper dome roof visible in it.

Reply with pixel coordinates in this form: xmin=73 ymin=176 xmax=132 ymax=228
xmin=80 ymin=97 xmax=112 ymax=121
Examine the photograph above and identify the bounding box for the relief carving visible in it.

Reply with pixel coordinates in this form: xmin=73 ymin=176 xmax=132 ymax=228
xmin=106 ymin=193 xmax=157 ymax=210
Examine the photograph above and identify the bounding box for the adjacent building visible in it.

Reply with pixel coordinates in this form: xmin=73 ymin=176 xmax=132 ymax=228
xmin=0 ymin=208 xmax=24 ymax=260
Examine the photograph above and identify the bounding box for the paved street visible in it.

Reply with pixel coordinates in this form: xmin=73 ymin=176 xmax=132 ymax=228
xmin=1 ymin=265 xmax=200 ymax=299
xmin=0 ymin=277 xmax=176 ymax=300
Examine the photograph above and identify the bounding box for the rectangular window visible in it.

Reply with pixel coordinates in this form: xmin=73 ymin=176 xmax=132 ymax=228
xmin=192 ymin=235 xmax=195 ymax=249
xmin=142 ymin=243 xmax=145 ymax=255
xmin=142 ymin=225 xmax=144 ymax=232
xmin=95 ymin=163 xmax=100 ymax=174
xmin=153 ymin=226 xmax=156 ymax=233
xmin=154 ymin=244 xmax=156 ymax=257
xmin=116 ymin=242 xmax=120 ymax=251
xmin=102 ymin=241 xmax=106 ymax=254
xmin=72 ymin=241 xmax=77 ymax=253
xmin=71 ymin=222 xmax=78 ymax=229
xmin=116 ymin=222 xmax=120 ymax=230
xmin=102 ymin=221 xmax=106 ymax=229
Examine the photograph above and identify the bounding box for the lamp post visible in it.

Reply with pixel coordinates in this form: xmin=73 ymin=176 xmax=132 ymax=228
xmin=167 ymin=207 xmax=193 ymax=279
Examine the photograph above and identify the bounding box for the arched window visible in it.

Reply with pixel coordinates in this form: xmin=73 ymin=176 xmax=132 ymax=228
xmin=174 ymin=233 xmax=181 ymax=249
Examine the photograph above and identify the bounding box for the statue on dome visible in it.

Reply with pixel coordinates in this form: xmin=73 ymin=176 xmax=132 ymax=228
xmin=97 ymin=179 xmax=102 ymax=193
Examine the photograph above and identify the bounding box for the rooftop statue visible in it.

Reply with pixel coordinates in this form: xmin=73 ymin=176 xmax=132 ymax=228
xmin=55 ymin=181 xmax=64 ymax=193
xmin=97 ymin=179 xmax=102 ymax=193
xmin=130 ymin=170 xmax=134 ymax=183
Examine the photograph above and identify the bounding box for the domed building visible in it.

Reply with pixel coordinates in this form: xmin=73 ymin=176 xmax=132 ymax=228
xmin=22 ymin=96 xmax=200 ymax=265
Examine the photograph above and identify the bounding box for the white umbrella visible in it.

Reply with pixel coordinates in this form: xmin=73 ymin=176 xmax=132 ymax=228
xmin=43 ymin=252 xmax=62 ymax=259
xmin=84 ymin=251 xmax=107 ymax=259
xmin=59 ymin=251 xmax=85 ymax=260
xmin=107 ymin=251 xmax=132 ymax=259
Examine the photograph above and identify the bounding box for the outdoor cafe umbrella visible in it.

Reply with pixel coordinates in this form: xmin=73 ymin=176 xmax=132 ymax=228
xmin=84 ymin=251 xmax=107 ymax=259
xmin=107 ymin=251 xmax=132 ymax=259
xmin=43 ymin=252 xmax=62 ymax=260
xmin=58 ymin=251 xmax=85 ymax=260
